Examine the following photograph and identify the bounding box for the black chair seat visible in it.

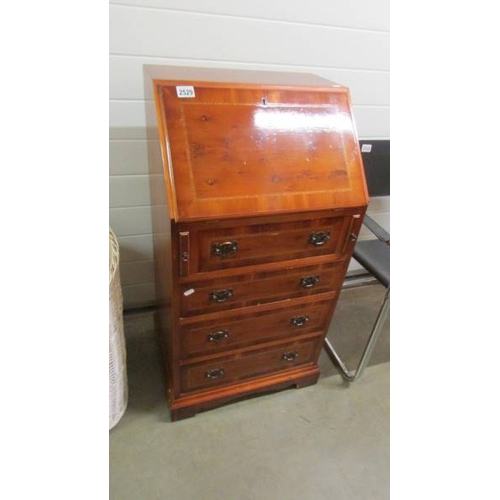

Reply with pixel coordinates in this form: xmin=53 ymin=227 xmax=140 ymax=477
xmin=353 ymin=239 xmax=390 ymax=288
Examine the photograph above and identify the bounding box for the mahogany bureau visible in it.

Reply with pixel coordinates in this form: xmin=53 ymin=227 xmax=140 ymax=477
xmin=144 ymin=66 xmax=369 ymax=421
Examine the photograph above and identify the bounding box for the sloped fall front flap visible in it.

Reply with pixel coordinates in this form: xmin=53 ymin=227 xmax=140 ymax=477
xmin=155 ymin=81 xmax=368 ymax=221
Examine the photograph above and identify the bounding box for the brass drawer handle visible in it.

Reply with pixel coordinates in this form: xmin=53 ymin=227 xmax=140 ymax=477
xmin=309 ymin=231 xmax=331 ymax=246
xmin=282 ymin=351 xmax=299 ymax=362
xmin=299 ymin=275 xmax=320 ymax=288
xmin=209 ymin=289 xmax=234 ymax=303
xmin=291 ymin=315 xmax=309 ymax=327
xmin=205 ymin=368 xmax=226 ymax=379
xmin=212 ymin=241 xmax=238 ymax=258
xmin=207 ymin=330 xmax=229 ymax=343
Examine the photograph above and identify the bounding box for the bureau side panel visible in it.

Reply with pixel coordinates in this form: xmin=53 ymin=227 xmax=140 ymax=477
xmin=145 ymin=66 xmax=176 ymax=399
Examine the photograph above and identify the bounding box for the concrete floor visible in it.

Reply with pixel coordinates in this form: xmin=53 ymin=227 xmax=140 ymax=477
xmin=110 ymin=284 xmax=390 ymax=500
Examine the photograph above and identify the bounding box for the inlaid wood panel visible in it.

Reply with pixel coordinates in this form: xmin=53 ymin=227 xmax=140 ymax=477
xmin=176 ymin=209 xmax=364 ymax=278
xmin=180 ymin=296 xmax=335 ymax=359
xmin=193 ymin=215 xmax=353 ymax=273
xmin=180 ymin=337 xmax=320 ymax=393
xmin=179 ymin=259 xmax=346 ymax=317
xmin=155 ymin=82 xmax=368 ymax=220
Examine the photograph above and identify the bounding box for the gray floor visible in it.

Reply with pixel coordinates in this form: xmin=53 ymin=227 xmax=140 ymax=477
xmin=110 ymin=284 xmax=390 ymax=500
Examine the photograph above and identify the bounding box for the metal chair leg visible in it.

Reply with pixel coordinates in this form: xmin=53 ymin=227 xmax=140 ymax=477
xmin=323 ymin=287 xmax=390 ymax=382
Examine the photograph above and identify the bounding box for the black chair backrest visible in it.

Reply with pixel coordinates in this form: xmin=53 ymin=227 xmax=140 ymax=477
xmin=359 ymin=140 xmax=390 ymax=198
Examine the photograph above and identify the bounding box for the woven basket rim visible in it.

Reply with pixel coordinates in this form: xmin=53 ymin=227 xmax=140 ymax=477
xmin=109 ymin=228 xmax=120 ymax=285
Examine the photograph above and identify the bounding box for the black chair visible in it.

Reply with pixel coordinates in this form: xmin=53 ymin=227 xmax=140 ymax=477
xmin=324 ymin=141 xmax=390 ymax=381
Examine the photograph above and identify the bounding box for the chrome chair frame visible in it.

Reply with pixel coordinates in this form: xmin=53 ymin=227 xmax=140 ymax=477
xmin=323 ymin=214 xmax=390 ymax=382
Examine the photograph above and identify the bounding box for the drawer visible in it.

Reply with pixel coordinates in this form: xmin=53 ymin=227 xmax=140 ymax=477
xmin=180 ymin=296 xmax=335 ymax=359
xmin=179 ymin=214 xmax=360 ymax=275
xmin=179 ymin=259 xmax=345 ymax=317
xmin=180 ymin=337 xmax=320 ymax=393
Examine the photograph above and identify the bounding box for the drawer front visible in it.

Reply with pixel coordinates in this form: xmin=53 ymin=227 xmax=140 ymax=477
xmin=180 ymin=297 xmax=334 ymax=359
xmin=191 ymin=215 xmax=355 ymax=273
xmin=180 ymin=260 xmax=345 ymax=317
xmin=180 ymin=338 xmax=320 ymax=393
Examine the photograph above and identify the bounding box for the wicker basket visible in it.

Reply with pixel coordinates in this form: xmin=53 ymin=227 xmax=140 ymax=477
xmin=109 ymin=228 xmax=128 ymax=429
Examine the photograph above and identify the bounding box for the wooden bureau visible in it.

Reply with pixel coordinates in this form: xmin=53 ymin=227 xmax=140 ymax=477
xmin=144 ymin=66 xmax=369 ymax=421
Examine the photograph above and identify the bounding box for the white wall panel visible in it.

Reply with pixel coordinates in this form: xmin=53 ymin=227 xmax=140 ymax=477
xmin=110 ymin=6 xmax=389 ymax=71
xmin=110 ymin=206 xmax=153 ymax=236
xmin=109 ymin=100 xmax=156 ymax=140
xmin=109 ymin=0 xmax=389 ymax=306
xmin=109 ymin=173 xmax=167 ymax=208
xmin=371 ymin=213 xmax=390 ymax=233
xmin=120 ymin=260 xmax=155 ymax=286
xmin=359 ymin=212 xmax=390 ymax=241
xmin=110 ymin=0 xmax=390 ymax=32
xmin=109 ymin=56 xmax=389 ymax=105
xmin=109 ymin=139 xmax=162 ymax=176
xmin=117 ymin=234 xmax=154 ymax=262
xmin=109 ymin=175 xmax=151 ymax=208
xmin=122 ymin=282 xmax=157 ymax=308
xmin=366 ymin=196 xmax=390 ymax=214
xmin=352 ymin=107 xmax=390 ymax=138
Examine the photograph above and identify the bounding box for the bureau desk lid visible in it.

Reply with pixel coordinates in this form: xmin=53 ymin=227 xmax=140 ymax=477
xmin=152 ymin=71 xmax=369 ymax=221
